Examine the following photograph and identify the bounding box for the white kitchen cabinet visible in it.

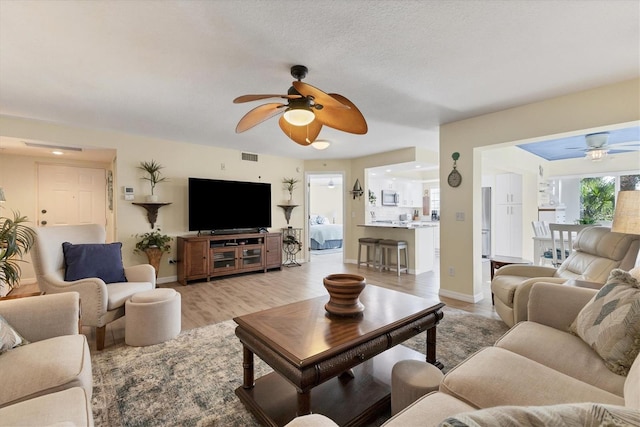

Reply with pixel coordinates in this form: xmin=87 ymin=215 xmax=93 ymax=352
xmin=410 ymin=182 xmax=423 ymax=207
xmin=396 ymin=181 xmax=407 ymax=205
xmin=495 ymin=204 xmax=522 ymax=256
xmin=368 ymin=176 xmax=423 ymax=207
xmin=398 ymin=181 xmax=423 ymax=207
xmin=495 ymin=173 xmax=522 ymax=204
xmin=494 ymin=173 xmax=523 ymax=257
xmin=367 ymin=178 xmax=382 ymax=205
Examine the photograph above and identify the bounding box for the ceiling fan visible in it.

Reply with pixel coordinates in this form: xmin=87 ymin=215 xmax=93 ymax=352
xmin=233 ymin=65 xmax=367 ymax=147
xmin=567 ymin=132 xmax=640 ymax=161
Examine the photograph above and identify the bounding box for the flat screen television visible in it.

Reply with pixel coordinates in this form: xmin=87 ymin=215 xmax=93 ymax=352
xmin=188 ymin=177 xmax=272 ymax=233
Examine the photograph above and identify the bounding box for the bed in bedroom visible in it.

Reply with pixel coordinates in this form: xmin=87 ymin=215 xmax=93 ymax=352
xmin=309 ymin=215 xmax=343 ymax=250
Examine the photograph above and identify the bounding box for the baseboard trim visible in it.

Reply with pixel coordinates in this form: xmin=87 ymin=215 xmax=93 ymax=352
xmin=157 ymin=275 xmax=177 ymax=285
xmin=438 ymin=288 xmax=484 ymax=303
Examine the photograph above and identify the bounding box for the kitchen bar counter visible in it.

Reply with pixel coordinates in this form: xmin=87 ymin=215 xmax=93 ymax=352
xmin=359 ymin=221 xmax=439 ymax=229
xmin=357 ymin=222 xmax=438 ymax=274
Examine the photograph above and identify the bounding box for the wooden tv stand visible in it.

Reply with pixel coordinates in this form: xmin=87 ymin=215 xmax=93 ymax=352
xmin=177 ymin=232 xmax=282 ymax=286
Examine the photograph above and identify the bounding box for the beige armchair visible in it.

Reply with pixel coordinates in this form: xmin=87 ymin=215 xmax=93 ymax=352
xmin=30 ymin=224 xmax=156 ymax=350
xmin=491 ymin=226 xmax=640 ymax=327
xmin=0 ymin=292 xmax=94 ymax=425
xmin=546 ymin=223 xmax=593 ymax=266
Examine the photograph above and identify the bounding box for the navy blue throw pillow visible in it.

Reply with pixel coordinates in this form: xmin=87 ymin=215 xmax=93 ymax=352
xmin=62 ymin=242 xmax=127 ymax=284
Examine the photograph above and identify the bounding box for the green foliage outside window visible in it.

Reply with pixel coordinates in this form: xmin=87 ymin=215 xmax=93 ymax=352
xmin=579 ymin=177 xmax=615 ymax=223
xmin=619 ymin=174 xmax=640 ymax=191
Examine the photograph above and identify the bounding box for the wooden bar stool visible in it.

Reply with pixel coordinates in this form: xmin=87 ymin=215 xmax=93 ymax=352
xmin=357 ymin=237 xmax=381 ymax=269
xmin=379 ymin=239 xmax=408 ymax=276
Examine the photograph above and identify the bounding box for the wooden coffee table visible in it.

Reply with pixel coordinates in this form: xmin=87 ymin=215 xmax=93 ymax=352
xmin=234 ymin=285 xmax=444 ymax=426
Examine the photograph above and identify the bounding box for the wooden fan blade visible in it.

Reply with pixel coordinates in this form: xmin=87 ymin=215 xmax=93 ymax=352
xmin=236 ymin=103 xmax=285 ymax=133
xmin=278 ymin=116 xmax=323 ymax=146
xmin=292 ymin=81 xmax=349 ymax=110
xmin=234 ymin=94 xmax=302 ymax=103
xmin=314 ymin=93 xmax=368 ymax=134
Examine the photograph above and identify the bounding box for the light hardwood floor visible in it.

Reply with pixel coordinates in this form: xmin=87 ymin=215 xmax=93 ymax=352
xmin=14 ymin=253 xmax=500 ymax=352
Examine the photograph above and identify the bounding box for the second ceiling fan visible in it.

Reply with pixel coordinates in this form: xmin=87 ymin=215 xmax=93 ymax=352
xmin=234 ymin=65 xmax=367 ymax=146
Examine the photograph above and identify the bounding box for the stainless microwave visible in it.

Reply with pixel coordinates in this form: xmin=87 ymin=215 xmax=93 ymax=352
xmin=381 ymin=190 xmax=399 ymax=206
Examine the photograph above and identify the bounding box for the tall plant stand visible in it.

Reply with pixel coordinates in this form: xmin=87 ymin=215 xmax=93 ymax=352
xmin=144 ymin=247 xmax=165 ymax=278
xmin=282 ymin=227 xmax=302 ymax=267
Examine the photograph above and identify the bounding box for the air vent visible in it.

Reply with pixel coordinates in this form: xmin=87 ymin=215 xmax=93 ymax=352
xmin=24 ymin=142 xmax=83 ymax=152
xmin=241 ymin=152 xmax=258 ymax=162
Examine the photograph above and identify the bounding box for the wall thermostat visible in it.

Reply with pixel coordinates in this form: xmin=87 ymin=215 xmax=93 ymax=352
xmin=123 ymin=186 xmax=134 ymax=201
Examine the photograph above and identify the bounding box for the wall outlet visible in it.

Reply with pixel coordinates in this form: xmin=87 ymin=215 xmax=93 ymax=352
xmin=455 ymin=212 xmax=465 ymax=221
xmin=168 ymin=258 xmax=177 ymax=264
xmin=448 ymin=267 xmax=455 ymax=277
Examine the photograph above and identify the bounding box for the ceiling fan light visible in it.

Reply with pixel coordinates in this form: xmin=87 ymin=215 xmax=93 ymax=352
xmin=585 ymin=132 xmax=610 ymax=148
xmin=327 ymin=179 xmax=335 ymax=189
xmin=283 ymin=107 xmax=315 ymax=126
xmin=587 ymin=149 xmax=608 ymax=161
xmin=311 ymin=140 xmax=330 ymax=150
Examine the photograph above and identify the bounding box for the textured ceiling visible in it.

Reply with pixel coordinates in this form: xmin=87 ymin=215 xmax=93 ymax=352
xmin=0 ymin=0 xmax=639 ymax=161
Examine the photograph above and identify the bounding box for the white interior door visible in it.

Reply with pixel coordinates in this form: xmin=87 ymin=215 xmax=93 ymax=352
xmin=37 ymin=164 xmax=106 ymax=227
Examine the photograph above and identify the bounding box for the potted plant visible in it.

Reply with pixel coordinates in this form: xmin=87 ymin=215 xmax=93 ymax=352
xmin=134 ymin=228 xmax=173 ymax=278
xmin=282 ymin=177 xmax=299 ymax=203
xmin=576 ymin=216 xmax=597 ymax=225
xmin=0 ymin=212 xmax=36 ymax=296
xmin=138 ymin=160 xmax=168 ymax=202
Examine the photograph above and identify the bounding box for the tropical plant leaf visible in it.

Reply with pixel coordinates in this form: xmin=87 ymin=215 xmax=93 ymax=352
xmin=0 ymin=211 xmax=36 ymax=291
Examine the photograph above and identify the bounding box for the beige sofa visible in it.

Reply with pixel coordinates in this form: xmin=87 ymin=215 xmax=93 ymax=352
xmin=491 ymin=226 xmax=640 ymax=327
xmin=285 ymin=282 xmax=640 ymax=426
xmin=0 ymin=292 xmax=94 ymax=426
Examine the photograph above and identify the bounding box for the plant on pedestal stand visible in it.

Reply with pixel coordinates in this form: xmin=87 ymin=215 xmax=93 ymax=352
xmin=138 ymin=160 xmax=168 ymax=202
xmin=282 ymin=177 xmax=299 ymax=203
xmin=134 ymin=229 xmax=173 ymax=278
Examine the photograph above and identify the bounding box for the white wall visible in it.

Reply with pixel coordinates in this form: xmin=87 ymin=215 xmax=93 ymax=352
xmin=310 ymin=180 xmax=343 ymax=224
xmin=559 ymin=177 xmax=582 ymax=223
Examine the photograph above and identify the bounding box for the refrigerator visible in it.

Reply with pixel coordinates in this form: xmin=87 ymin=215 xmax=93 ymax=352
xmin=482 ymin=187 xmax=491 ymax=258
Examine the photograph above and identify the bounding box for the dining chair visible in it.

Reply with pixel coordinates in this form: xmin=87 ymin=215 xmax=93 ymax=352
xmin=531 ymin=221 xmax=550 ymax=237
xmin=547 ymin=223 xmax=594 ymax=266
xmin=532 ymin=221 xmax=552 ymax=265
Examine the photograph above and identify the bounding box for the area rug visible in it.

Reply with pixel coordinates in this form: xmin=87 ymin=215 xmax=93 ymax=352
xmin=91 ymin=307 xmax=509 ymax=427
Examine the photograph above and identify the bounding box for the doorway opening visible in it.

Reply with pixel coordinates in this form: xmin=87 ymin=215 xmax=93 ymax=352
xmin=306 ymin=173 xmax=344 ymax=262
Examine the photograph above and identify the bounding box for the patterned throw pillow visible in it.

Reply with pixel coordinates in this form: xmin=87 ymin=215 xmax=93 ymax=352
xmin=0 ymin=314 xmax=29 ymax=353
xmin=569 ymin=269 xmax=640 ymax=376
xmin=438 ymin=403 xmax=640 ymax=427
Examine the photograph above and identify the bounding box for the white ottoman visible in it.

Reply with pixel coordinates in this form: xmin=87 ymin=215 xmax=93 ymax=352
xmin=391 ymin=359 xmax=444 ymax=415
xmin=125 ymin=288 xmax=181 ymax=346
